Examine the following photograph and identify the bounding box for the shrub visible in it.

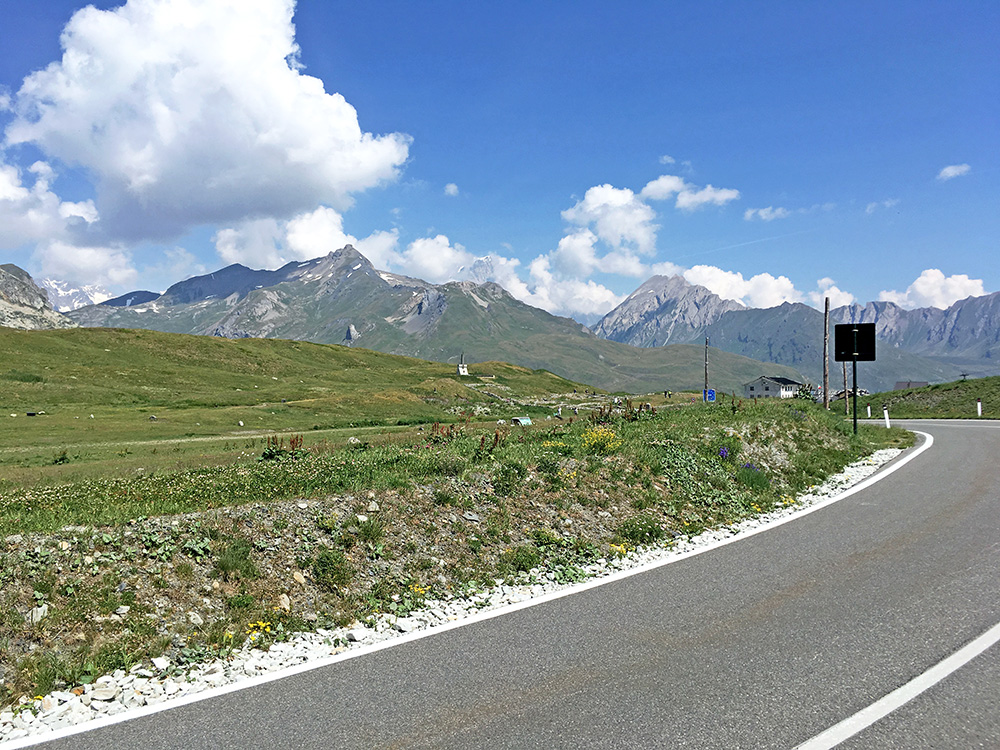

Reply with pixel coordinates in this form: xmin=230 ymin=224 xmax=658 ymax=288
xmin=356 ymin=516 xmax=385 ymax=545
xmin=499 ymin=545 xmax=541 ymax=573
xmin=582 ymin=426 xmax=623 ymax=455
xmin=615 ymin=514 xmax=666 ymax=546
xmin=3 ymin=370 xmax=43 ymax=383
xmin=491 ymin=461 xmax=526 ymax=496
xmin=736 ymin=462 xmax=770 ymax=492
xmin=226 ymin=593 xmax=255 ymax=610
xmin=214 ymin=538 xmax=258 ymax=581
xmin=313 ymin=549 xmax=353 ymax=590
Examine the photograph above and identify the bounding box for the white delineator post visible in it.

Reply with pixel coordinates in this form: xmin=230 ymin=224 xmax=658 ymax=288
xmin=977 ymin=398 xmax=982 ymax=417
xmin=883 ymin=404 xmax=891 ymax=429
xmin=867 ymin=403 xmax=872 ymax=418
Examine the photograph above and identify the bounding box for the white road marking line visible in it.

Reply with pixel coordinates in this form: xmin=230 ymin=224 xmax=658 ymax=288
xmin=796 ymin=620 xmax=1000 ymax=750
xmin=4 ymin=433 xmax=934 ymax=750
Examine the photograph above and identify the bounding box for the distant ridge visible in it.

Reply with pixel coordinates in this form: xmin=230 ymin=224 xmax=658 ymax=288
xmin=102 ymin=290 xmax=160 ymax=308
xmin=593 ymin=275 xmax=1000 ymax=390
xmin=66 ymin=247 xmax=803 ymax=393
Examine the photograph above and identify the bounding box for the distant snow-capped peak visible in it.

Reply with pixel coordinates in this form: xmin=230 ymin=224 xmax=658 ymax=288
xmin=40 ymin=278 xmax=112 ymax=311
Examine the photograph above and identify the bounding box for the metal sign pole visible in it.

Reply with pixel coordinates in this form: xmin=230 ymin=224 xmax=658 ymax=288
xmin=852 ymin=327 xmax=858 ymax=435
xmin=852 ymin=358 xmax=858 ymax=435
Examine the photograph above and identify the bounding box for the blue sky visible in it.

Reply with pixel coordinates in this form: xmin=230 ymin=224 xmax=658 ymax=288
xmin=1 ymin=0 xmax=997 ymax=320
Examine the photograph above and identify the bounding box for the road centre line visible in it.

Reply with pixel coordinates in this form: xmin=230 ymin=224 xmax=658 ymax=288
xmin=6 ymin=433 xmax=934 ymax=750
xmin=795 ymin=620 xmax=1000 ymax=750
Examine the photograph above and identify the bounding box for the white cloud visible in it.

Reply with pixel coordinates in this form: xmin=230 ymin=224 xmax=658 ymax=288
xmin=548 ymin=229 xmax=600 ymax=277
xmin=519 ymin=256 xmax=625 ymax=317
xmin=683 ymin=265 xmax=802 ymax=308
xmin=5 ymin=0 xmax=410 ymax=242
xmin=562 ymin=184 xmax=658 ymax=254
xmin=444 ymin=183 xmax=459 ymax=196
xmin=398 ymin=234 xmax=476 ymax=284
xmin=879 ymin=269 xmax=985 ymax=309
xmin=354 ymin=229 xmax=401 ymax=270
xmin=744 ymin=206 xmax=790 ymax=222
xmin=285 ymin=206 xmax=356 ymax=260
xmin=937 ymin=163 xmax=971 ymax=181
xmin=640 ymin=175 xmax=688 ymax=202
xmin=0 ymin=158 xmax=98 ymax=248
xmin=214 ymin=206 xmax=402 ymax=271
xmin=640 ymin=174 xmax=740 ymax=213
xmin=658 ymin=154 xmax=676 ymax=165
xmin=865 ymin=198 xmax=900 ymax=215
xmin=809 ymin=277 xmax=855 ymax=308
xmin=213 ymin=219 xmax=284 ymax=268
xmin=35 ymin=240 xmax=137 ymax=289
xmin=675 ymin=184 xmax=741 ymax=212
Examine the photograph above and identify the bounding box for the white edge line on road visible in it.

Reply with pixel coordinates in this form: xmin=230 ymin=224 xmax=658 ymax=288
xmin=5 ymin=432 xmax=934 ymax=750
xmin=795 ymin=619 xmax=1000 ymax=750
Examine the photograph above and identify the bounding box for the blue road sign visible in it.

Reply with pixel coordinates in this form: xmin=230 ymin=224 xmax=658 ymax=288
xmin=705 ymin=389 xmax=716 ymax=402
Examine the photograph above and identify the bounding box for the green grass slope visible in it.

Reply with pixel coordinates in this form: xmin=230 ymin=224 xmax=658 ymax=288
xmin=873 ymin=375 xmax=1000 ymax=418
xmin=0 ymin=327 xmax=589 ymax=474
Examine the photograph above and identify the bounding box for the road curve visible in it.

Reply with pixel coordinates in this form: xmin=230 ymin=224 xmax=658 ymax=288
xmin=29 ymin=420 xmax=1000 ymax=749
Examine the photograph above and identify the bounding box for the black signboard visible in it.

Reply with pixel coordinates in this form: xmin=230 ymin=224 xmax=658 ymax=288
xmin=834 ymin=323 xmax=876 ymax=362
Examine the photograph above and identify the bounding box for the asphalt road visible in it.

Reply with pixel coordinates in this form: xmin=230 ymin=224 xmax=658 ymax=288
xmin=31 ymin=419 xmax=1000 ymax=749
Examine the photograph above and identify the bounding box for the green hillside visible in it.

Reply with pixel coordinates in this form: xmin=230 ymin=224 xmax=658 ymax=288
xmin=874 ymin=375 xmax=1000 ymax=419
xmin=0 ymin=327 xmax=593 ymax=481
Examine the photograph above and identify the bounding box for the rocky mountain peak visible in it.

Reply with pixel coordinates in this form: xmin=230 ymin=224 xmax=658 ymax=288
xmin=593 ymin=274 xmax=744 ymax=347
xmin=0 ymin=265 xmax=77 ymax=330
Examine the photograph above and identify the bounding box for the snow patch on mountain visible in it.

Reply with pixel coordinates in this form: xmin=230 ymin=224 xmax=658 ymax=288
xmin=40 ymin=278 xmax=111 ymax=311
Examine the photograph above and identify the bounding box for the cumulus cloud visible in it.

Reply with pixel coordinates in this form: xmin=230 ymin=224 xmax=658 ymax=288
xmin=937 ymin=163 xmax=970 ymax=181
xmin=865 ymin=198 xmax=900 ymax=215
xmin=640 ymin=174 xmax=740 ymax=212
xmin=744 ymin=206 xmax=790 ymax=222
xmin=444 ymin=183 xmax=459 ymax=196
xmin=213 ymin=206 xmax=402 ymax=270
xmin=397 ymin=234 xmax=477 ymax=284
xmin=213 ymin=219 xmax=285 ymax=268
xmin=809 ymin=277 xmax=855 ymax=308
xmin=640 ymin=175 xmax=688 ymax=202
xmin=285 ymin=206 xmax=357 ymax=260
xmin=5 ymin=0 xmax=410 ymax=242
xmin=34 ymin=240 xmax=137 ymax=289
xmin=879 ymin=269 xmax=985 ymax=309
xmin=519 ymin=257 xmax=624 ymax=317
xmin=562 ymin=185 xmax=658 ymax=254
xmin=658 ymin=155 xmax=676 ymax=165
xmin=0 ymin=158 xmax=99 ymax=248
xmin=683 ymin=265 xmax=802 ymax=308
xmin=497 ymin=173 xmax=741 ymax=317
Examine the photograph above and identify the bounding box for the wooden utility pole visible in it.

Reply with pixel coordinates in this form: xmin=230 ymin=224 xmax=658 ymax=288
xmin=843 ymin=360 xmax=849 ymax=415
xmin=704 ymin=336 xmax=709 ymax=400
xmin=823 ymin=297 xmax=830 ymax=409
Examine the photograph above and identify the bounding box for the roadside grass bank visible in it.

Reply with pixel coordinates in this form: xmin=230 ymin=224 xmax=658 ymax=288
xmin=872 ymin=374 xmax=1000 ymax=419
xmin=0 ymin=399 xmax=912 ymax=709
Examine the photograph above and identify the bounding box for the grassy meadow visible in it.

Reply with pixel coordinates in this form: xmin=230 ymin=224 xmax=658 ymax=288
xmin=0 ymin=327 xmax=593 ymax=493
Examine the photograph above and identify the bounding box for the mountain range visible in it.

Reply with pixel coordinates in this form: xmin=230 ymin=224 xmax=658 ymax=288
xmin=594 ymin=275 xmax=1000 ymax=391
xmin=38 ymin=278 xmax=111 ymax=311
xmin=20 ymin=246 xmax=998 ymax=394
xmin=61 ymin=247 xmax=801 ymax=394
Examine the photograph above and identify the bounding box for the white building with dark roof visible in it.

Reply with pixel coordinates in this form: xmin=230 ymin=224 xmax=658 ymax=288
xmin=744 ymin=375 xmax=803 ymax=399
